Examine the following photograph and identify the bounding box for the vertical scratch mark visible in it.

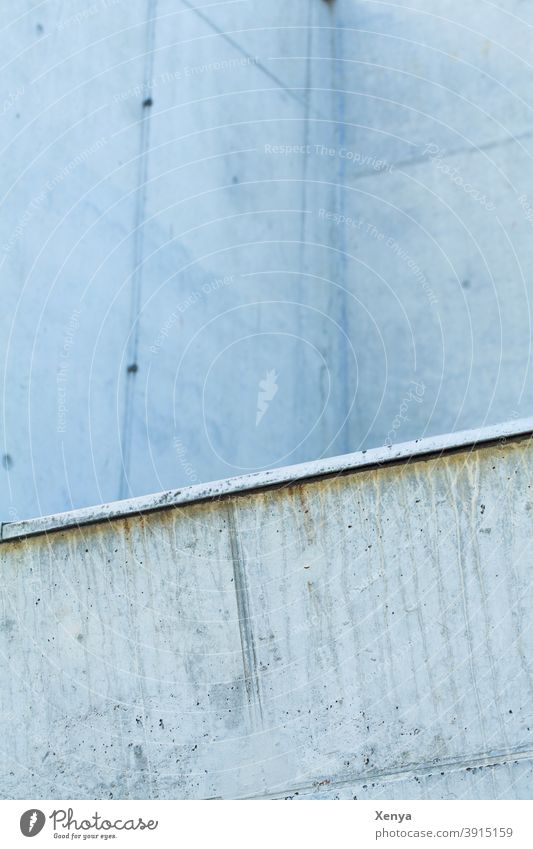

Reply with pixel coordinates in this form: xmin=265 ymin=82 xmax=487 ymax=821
xmin=294 ymin=2 xmax=314 ymax=434
xmin=445 ymin=463 xmax=488 ymax=752
xmin=119 ymin=0 xmax=159 ymax=500
xmin=426 ymin=464 xmax=469 ymax=757
xmin=331 ymin=2 xmax=350 ymax=452
xmin=298 ymin=2 xmax=313 ymax=290
xmin=467 ymin=455 xmax=509 ymax=755
xmin=227 ymin=503 xmax=263 ymax=730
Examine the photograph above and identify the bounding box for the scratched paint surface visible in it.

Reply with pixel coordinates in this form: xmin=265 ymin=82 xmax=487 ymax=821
xmin=0 ymin=437 xmax=531 ymax=798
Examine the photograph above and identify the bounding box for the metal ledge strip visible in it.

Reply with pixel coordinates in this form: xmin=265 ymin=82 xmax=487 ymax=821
xmin=2 ymin=417 xmax=533 ymax=543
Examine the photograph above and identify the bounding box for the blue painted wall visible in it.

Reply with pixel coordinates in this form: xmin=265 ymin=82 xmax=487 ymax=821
xmin=2 ymin=1 xmax=533 ymax=519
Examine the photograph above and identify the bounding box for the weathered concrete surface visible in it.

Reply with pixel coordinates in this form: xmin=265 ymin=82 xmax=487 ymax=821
xmin=3 ymin=2 xmax=533 ymax=520
xmin=0 ymin=428 xmax=531 ymax=799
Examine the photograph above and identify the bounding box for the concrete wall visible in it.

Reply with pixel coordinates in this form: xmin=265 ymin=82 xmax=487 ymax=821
xmin=0 ymin=426 xmax=531 ymax=799
xmin=2 ymin=1 xmax=533 ymax=521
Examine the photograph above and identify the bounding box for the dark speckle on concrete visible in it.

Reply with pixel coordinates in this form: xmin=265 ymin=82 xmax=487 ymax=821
xmin=142 ymin=98 xmax=153 ymax=108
